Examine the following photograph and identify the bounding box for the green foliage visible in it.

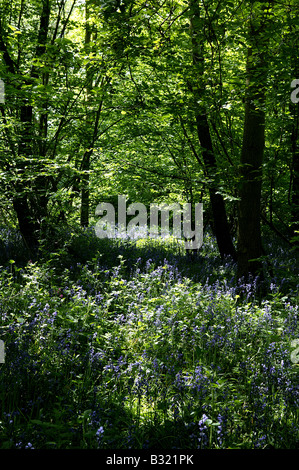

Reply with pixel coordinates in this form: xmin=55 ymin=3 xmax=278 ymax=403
xmin=0 ymin=232 xmax=298 ymax=449
xmin=0 ymin=0 xmax=298 ymax=249
xmin=0 ymin=0 xmax=299 ymax=449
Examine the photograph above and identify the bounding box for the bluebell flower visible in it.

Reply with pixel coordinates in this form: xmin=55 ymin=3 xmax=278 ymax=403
xmin=96 ymin=426 xmax=104 ymax=437
xmin=198 ymin=414 xmax=209 ymax=448
xmin=25 ymin=443 xmax=34 ymax=449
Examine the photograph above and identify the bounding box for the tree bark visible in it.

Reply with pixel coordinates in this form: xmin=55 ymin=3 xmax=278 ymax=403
xmin=290 ymin=38 xmax=299 ymax=246
xmin=80 ymin=1 xmax=92 ymax=227
xmin=1 ymin=0 xmax=51 ymax=252
xmin=290 ymin=103 xmax=299 ymax=245
xmin=13 ymin=101 xmax=40 ymax=252
xmin=237 ymin=3 xmax=269 ymax=279
xmin=188 ymin=1 xmax=236 ymax=260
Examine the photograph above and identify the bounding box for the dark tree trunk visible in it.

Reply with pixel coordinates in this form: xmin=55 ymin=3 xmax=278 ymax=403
xmin=2 ymin=0 xmax=51 ymax=252
xmin=290 ymin=81 xmax=299 ymax=246
xmin=195 ymin=114 xmax=237 ymax=260
xmin=188 ymin=0 xmax=236 ymax=261
xmin=237 ymin=91 xmax=265 ymax=278
xmin=80 ymin=0 xmax=99 ymax=228
xmin=291 ymin=147 xmax=299 ymax=237
xmin=13 ymin=103 xmax=40 ymax=252
xmin=80 ymin=150 xmax=91 ymax=227
xmin=237 ymin=6 xmax=269 ymax=279
xmin=13 ymin=198 xmax=40 ymax=252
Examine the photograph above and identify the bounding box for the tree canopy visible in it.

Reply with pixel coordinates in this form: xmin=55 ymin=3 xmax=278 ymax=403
xmin=0 ymin=0 xmax=298 ymax=278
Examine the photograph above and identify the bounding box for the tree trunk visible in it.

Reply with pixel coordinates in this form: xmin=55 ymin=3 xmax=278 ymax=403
xmin=80 ymin=0 xmax=98 ymax=228
xmin=13 ymin=197 xmax=40 ymax=252
xmin=80 ymin=149 xmax=91 ymax=227
xmin=80 ymin=0 xmax=104 ymax=227
xmin=188 ymin=1 xmax=236 ymax=260
xmin=290 ymin=48 xmax=299 ymax=246
xmin=290 ymin=104 xmax=299 ymax=245
xmin=2 ymin=0 xmax=51 ymax=252
xmin=195 ymin=114 xmax=237 ymax=260
xmin=237 ymin=4 xmax=269 ymax=279
xmin=13 ymin=102 xmax=40 ymax=252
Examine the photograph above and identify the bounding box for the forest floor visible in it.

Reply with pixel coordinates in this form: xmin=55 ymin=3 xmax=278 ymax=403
xmin=0 ymin=226 xmax=298 ymax=449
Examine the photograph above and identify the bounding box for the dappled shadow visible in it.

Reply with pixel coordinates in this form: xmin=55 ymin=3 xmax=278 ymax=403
xmin=1 ymin=224 xmax=298 ymax=297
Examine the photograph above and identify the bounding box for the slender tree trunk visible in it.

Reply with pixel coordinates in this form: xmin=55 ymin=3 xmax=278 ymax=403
xmin=80 ymin=149 xmax=91 ymax=227
xmin=290 ymin=38 xmax=299 ymax=246
xmin=195 ymin=114 xmax=237 ymax=260
xmin=3 ymin=0 xmax=51 ymax=252
xmin=80 ymin=0 xmax=104 ymax=227
xmin=13 ymin=102 xmax=40 ymax=252
xmin=188 ymin=1 xmax=236 ymax=260
xmin=290 ymin=103 xmax=299 ymax=245
xmin=12 ymin=197 xmax=40 ymax=252
xmin=80 ymin=1 xmax=92 ymax=227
